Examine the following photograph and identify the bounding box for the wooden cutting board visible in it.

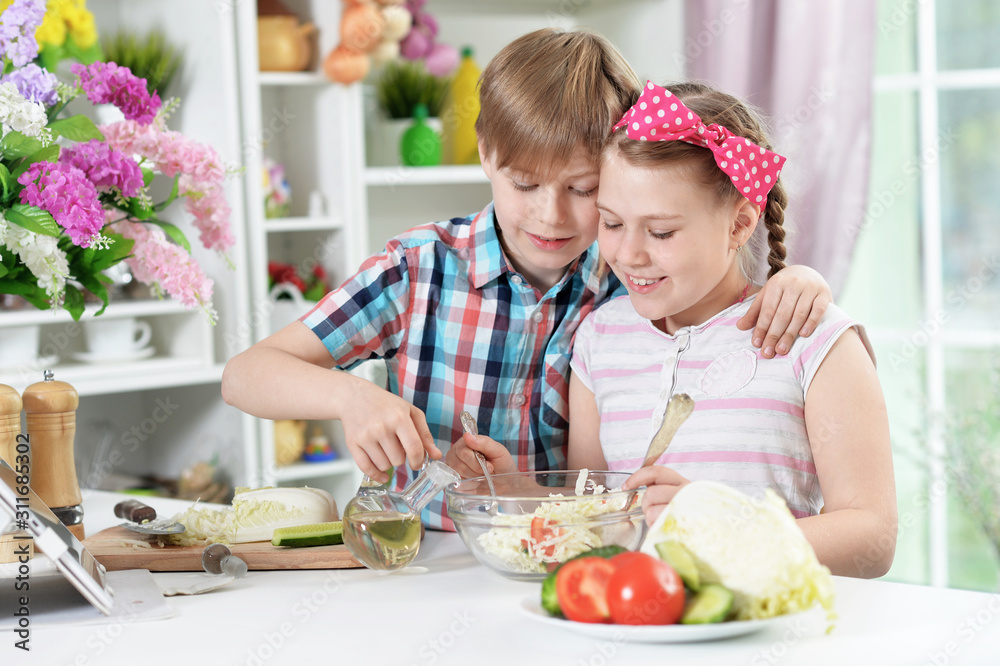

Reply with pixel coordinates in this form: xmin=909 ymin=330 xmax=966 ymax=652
xmin=82 ymin=526 xmax=363 ymax=571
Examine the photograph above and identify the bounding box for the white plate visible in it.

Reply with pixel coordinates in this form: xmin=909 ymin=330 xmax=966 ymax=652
xmin=72 ymin=346 xmax=155 ymax=364
xmin=0 ymin=354 xmax=59 ymax=373
xmin=519 ymin=598 xmax=786 ymax=644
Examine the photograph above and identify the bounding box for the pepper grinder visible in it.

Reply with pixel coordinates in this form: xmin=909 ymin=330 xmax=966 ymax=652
xmin=0 ymin=383 xmax=21 ymax=469
xmin=22 ymin=371 xmax=85 ymax=540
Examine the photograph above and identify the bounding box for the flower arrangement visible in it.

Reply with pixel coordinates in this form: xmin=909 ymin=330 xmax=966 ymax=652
xmin=268 ymin=260 xmax=330 ymax=303
xmin=0 ymin=0 xmax=233 ymax=323
xmin=262 ymin=156 xmax=289 ymax=219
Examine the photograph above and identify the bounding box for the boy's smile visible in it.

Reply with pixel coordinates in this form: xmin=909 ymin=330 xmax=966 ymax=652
xmin=480 ymin=145 xmax=600 ymax=293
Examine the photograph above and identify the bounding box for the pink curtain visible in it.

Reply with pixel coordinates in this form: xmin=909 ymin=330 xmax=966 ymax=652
xmin=684 ymin=0 xmax=877 ymax=295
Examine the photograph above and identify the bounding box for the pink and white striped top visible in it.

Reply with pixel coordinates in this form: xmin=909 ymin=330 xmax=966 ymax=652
xmin=571 ymin=295 xmax=874 ymax=518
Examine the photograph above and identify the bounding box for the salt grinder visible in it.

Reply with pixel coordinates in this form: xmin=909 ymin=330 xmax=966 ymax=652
xmin=22 ymin=371 xmax=85 ymax=540
xmin=0 ymin=383 xmax=20 ymax=469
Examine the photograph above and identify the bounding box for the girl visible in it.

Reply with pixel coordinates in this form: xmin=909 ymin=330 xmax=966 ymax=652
xmin=456 ymin=81 xmax=897 ymax=577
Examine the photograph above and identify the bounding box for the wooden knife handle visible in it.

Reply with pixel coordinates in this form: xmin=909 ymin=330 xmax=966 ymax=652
xmin=114 ymin=499 xmax=156 ymax=523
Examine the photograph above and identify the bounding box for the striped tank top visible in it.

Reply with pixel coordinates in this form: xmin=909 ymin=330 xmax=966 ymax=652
xmin=570 ymin=295 xmax=873 ymax=518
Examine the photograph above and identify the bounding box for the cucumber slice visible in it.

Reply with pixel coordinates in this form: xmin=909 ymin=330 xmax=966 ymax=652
xmin=271 ymin=521 xmax=344 ymax=547
xmin=681 ymin=583 xmax=734 ymax=624
xmin=654 ymin=540 xmax=700 ymax=591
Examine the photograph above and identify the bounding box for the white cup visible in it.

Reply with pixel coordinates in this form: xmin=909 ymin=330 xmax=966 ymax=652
xmin=0 ymin=324 xmax=41 ymax=369
xmin=85 ymin=317 xmax=152 ymax=356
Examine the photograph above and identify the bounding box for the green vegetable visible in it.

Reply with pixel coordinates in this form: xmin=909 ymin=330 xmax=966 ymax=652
xmin=654 ymin=540 xmax=701 ymax=591
xmin=681 ymin=583 xmax=734 ymax=624
xmin=540 ymin=545 xmax=627 ymax=616
xmin=640 ymin=481 xmax=836 ymax=621
xmin=271 ymin=521 xmax=344 ymax=547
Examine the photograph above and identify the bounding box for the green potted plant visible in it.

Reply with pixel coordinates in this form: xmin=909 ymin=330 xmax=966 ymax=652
xmin=100 ymin=28 xmax=184 ymax=99
xmin=369 ymin=60 xmax=450 ymax=166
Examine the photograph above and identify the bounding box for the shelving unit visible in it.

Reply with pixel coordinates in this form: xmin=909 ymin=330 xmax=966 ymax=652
xmin=228 ymin=0 xmax=683 ymax=510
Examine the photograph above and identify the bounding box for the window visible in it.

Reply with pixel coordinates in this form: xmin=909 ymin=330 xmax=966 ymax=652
xmin=840 ymin=0 xmax=1000 ymax=589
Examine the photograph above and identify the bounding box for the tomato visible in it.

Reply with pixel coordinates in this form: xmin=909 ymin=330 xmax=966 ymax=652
xmin=605 ymin=552 xmax=685 ymax=625
xmin=529 ymin=517 xmax=563 ymax=558
xmin=555 ymin=557 xmax=616 ymax=623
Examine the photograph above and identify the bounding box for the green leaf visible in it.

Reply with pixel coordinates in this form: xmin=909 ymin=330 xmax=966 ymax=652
xmin=84 ymin=232 xmax=134 ymax=272
xmin=5 ymin=204 xmax=59 ymax=236
xmin=64 ymin=284 xmax=85 ymax=320
xmin=0 ymin=131 xmax=44 ymax=159
xmin=10 ymin=144 xmax=60 ymax=180
xmin=152 ymin=175 xmax=180 ymax=212
xmin=148 ymin=218 xmax=191 ymax=253
xmin=77 ymin=272 xmax=109 ymax=315
xmin=0 ymin=264 xmax=7 ymax=278
xmin=0 ymin=163 xmax=11 ymax=201
xmin=141 ymin=167 xmax=155 ymax=187
xmin=48 ymin=115 xmax=105 ymax=142
xmin=36 ymin=44 xmax=64 ymax=73
xmin=127 ymin=197 xmax=154 ymax=220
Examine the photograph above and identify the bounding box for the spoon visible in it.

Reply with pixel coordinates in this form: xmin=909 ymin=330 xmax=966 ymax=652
xmin=459 ymin=411 xmax=498 ymax=514
xmin=621 ymin=393 xmax=695 ymax=512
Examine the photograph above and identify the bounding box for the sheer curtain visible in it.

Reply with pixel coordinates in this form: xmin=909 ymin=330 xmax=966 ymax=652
xmin=684 ymin=0 xmax=877 ymax=295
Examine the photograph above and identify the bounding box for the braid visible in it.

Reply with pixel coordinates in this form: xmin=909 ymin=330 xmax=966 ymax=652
xmin=763 ymin=179 xmax=788 ymax=278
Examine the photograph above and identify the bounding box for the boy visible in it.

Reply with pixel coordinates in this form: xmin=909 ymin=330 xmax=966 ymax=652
xmin=221 ymin=29 xmax=831 ymax=529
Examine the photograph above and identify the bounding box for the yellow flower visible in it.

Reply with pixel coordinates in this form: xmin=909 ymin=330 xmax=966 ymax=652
xmin=64 ymin=6 xmax=97 ymax=48
xmin=36 ymin=9 xmax=67 ymax=47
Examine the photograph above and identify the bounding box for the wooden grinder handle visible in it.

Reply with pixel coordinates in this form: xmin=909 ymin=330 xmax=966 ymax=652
xmin=0 ymin=384 xmax=21 ymax=469
xmin=22 ymin=378 xmax=81 ymax=511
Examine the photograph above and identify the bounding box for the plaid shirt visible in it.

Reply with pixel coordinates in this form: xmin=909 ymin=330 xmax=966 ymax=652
xmin=302 ymin=202 xmax=623 ymax=530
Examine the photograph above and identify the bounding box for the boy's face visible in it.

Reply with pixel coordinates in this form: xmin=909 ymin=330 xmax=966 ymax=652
xmin=596 ymin=151 xmax=754 ymax=332
xmin=480 ymin=144 xmax=601 ymax=292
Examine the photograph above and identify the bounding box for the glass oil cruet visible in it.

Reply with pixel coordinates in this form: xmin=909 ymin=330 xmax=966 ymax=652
xmin=342 ymin=459 xmax=459 ymax=571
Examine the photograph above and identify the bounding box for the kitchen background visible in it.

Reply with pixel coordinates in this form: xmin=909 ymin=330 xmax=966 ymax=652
xmin=0 ymin=0 xmax=996 ymax=594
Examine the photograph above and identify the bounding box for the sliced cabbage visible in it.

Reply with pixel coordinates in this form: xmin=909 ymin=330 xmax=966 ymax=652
xmin=640 ymin=480 xmax=835 ymax=621
xmin=161 ymin=487 xmax=338 ymax=546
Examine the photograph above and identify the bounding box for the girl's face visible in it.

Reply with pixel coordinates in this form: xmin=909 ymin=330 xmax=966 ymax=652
xmin=596 ymin=150 xmax=756 ymax=333
xmin=480 ymin=143 xmax=601 ymax=293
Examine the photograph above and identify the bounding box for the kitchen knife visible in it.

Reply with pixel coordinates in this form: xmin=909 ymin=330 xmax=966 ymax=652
xmin=114 ymin=499 xmax=186 ymax=535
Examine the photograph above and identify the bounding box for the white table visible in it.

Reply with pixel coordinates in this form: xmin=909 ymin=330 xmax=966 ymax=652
xmin=6 ymin=491 xmax=1000 ymax=665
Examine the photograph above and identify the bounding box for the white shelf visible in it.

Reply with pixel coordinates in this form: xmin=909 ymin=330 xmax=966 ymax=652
xmin=263 ymin=216 xmax=343 ymax=233
xmin=271 ymin=458 xmax=356 ymax=481
xmin=0 ymin=360 xmax=225 ymax=396
xmin=0 ymin=299 xmax=191 ymax=328
xmin=364 ymin=165 xmax=489 ymax=186
xmin=257 ymin=71 xmax=330 ymax=87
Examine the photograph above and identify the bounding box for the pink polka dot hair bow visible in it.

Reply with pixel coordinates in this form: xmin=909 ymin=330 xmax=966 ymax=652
xmin=612 ymin=81 xmax=785 ymax=206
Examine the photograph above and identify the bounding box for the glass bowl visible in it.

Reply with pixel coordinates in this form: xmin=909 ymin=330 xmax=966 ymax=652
xmin=445 ymin=470 xmax=646 ymax=581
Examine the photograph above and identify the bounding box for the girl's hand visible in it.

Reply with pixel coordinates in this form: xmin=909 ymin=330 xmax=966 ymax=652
xmin=445 ymin=433 xmax=517 ymax=480
xmin=339 ymin=381 xmax=441 ymax=483
xmin=737 ymin=265 xmax=832 ymax=358
xmin=623 ymin=466 xmax=691 ymax=526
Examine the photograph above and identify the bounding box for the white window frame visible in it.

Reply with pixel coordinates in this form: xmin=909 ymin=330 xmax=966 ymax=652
xmin=873 ymin=1 xmax=1000 ymax=587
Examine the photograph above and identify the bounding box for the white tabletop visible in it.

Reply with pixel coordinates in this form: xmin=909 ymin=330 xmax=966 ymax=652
xmin=6 ymin=490 xmax=1000 ymax=665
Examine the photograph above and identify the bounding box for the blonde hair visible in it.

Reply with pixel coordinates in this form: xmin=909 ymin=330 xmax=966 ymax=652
xmin=604 ymin=82 xmax=788 ymax=279
xmin=477 ymin=28 xmax=640 ymax=177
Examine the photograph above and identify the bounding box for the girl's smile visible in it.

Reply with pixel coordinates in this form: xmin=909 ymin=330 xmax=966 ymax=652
xmin=596 ymin=151 xmax=756 ymax=333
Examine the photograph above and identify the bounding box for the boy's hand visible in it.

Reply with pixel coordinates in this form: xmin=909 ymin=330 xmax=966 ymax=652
xmin=737 ymin=265 xmax=832 ymax=358
xmin=340 ymin=383 xmax=441 ymax=483
xmin=446 ymin=432 xmax=517 ymax=480
xmin=623 ymin=466 xmax=690 ymax=526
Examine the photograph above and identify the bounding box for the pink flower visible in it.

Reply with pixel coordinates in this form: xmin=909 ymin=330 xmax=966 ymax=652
xmin=60 ymin=139 xmax=144 ymax=197
xmin=112 ymin=220 xmax=215 ymax=320
xmin=72 ymin=61 xmax=162 ymax=126
xmin=17 ymin=162 xmax=105 ymax=247
xmin=101 ymin=120 xmax=234 ymax=254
